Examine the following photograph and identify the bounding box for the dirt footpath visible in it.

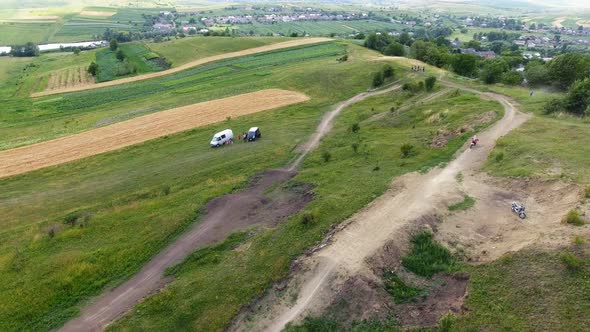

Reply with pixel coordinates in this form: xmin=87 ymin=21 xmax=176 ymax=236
xmin=60 ymin=169 xmax=313 ymax=332
xmin=31 ymin=38 xmax=332 ymax=97
xmin=0 ymin=89 xmax=308 ymax=179
xmin=230 ymin=90 xmax=534 ymax=332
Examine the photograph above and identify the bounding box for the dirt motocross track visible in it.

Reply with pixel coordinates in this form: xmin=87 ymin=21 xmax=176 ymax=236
xmin=31 ymin=38 xmax=331 ymax=97
xmin=58 ymin=84 xmax=402 ymax=331
xmin=230 ymin=87 xmax=546 ymax=332
xmin=0 ymin=89 xmax=308 ymax=179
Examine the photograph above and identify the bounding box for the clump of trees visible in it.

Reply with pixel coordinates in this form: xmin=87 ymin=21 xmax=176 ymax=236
xmin=10 ymin=42 xmax=39 ymax=57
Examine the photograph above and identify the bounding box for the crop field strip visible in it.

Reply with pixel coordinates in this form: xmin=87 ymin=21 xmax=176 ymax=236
xmin=1 ymin=41 xmax=345 ymax=151
xmin=0 ymin=89 xmax=308 ymax=178
xmin=31 ymin=37 xmax=332 ymax=97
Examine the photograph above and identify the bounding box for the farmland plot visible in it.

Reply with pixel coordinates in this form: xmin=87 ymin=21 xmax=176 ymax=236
xmin=0 ymin=89 xmax=308 ymax=178
xmin=44 ymin=66 xmax=94 ymax=92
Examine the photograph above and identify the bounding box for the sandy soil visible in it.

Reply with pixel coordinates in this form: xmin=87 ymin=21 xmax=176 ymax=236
xmin=0 ymin=89 xmax=308 ymax=179
xmin=79 ymin=11 xmax=116 ymax=17
xmin=230 ymin=86 xmax=534 ymax=332
xmin=31 ymin=38 xmax=332 ymax=97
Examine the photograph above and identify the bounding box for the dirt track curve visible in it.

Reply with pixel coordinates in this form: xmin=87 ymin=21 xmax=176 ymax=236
xmin=0 ymin=89 xmax=308 ymax=179
xmin=31 ymin=38 xmax=331 ymax=97
xmin=230 ymin=85 xmax=532 ymax=332
xmin=59 ymin=84 xmax=402 ymax=331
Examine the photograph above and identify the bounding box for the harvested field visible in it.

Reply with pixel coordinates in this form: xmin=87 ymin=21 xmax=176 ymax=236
xmin=0 ymin=89 xmax=309 ymax=178
xmin=31 ymin=37 xmax=332 ymax=97
xmin=79 ymin=11 xmax=116 ymax=17
xmin=44 ymin=66 xmax=94 ymax=92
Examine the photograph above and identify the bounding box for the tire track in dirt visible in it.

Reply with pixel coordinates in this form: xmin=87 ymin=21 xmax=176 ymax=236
xmin=230 ymin=84 xmax=532 ymax=332
xmin=0 ymin=89 xmax=309 ymax=179
xmin=58 ymin=85 xmax=402 ymax=331
xmin=31 ymin=38 xmax=332 ymax=97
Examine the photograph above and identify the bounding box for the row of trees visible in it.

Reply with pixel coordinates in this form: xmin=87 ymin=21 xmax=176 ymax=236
xmin=526 ymin=53 xmax=590 ymax=115
xmin=365 ymin=33 xmax=525 ymax=86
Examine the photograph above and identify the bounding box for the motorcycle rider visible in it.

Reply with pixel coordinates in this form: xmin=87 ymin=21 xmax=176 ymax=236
xmin=470 ymin=135 xmax=479 ymax=148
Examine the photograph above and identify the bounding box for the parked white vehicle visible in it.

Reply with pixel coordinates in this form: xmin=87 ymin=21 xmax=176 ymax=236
xmin=210 ymin=129 xmax=234 ymax=147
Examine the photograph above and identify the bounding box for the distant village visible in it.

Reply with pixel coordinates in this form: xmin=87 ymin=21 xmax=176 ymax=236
xmin=146 ymin=6 xmax=590 ymax=57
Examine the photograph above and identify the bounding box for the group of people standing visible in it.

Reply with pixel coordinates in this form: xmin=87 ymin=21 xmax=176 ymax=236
xmin=412 ymin=65 xmax=426 ymax=72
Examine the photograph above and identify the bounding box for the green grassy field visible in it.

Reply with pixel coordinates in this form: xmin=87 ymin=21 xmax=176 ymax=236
xmin=109 ymin=88 xmax=502 ymax=331
xmin=1 ymin=38 xmax=336 ymax=150
xmin=0 ymin=21 xmax=60 ymax=44
xmin=146 ymin=36 xmax=287 ymax=67
xmin=445 ymin=75 xmax=590 ymax=184
xmin=94 ymin=42 xmax=168 ymax=82
xmin=0 ymin=41 xmax=384 ymax=331
xmin=0 ymin=41 xmax=504 ymax=330
xmin=457 ymin=245 xmax=590 ymax=331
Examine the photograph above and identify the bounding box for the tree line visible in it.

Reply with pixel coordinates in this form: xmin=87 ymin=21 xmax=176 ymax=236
xmin=365 ymin=32 xmax=590 ymax=116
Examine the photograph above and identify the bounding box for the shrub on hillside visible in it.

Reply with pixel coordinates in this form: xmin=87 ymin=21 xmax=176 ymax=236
xmin=351 ymin=123 xmax=360 ymax=133
xmin=400 ymin=143 xmax=416 ymax=158
xmin=425 ymin=76 xmax=437 ymax=91
xmin=402 ymin=231 xmax=455 ymax=277
xmin=560 ymin=251 xmax=582 ymax=272
xmin=300 ymin=210 xmax=318 ymax=226
xmin=372 ymin=71 xmax=384 ymax=87
xmin=383 ymin=65 xmax=395 ymax=79
xmin=88 ymin=62 xmax=98 ymax=76
xmin=562 ymin=210 xmax=584 ymax=226
xmin=544 ymin=97 xmax=565 ymax=114
xmin=322 ymin=151 xmax=331 ymax=162
xmin=501 ymin=71 xmax=523 ymax=85
xmin=584 ymin=185 xmax=590 ymax=199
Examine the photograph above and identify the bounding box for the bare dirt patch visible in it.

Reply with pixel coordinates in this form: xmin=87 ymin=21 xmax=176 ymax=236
xmin=0 ymin=89 xmax=309 ymax=178
xmin=31 ymin=38 xmax=332 ymax=97
xmin=79 ymin=11 xmax=116 ymax=17
xmin=431 ymin=111 xmax=496 ymax=148
xmin=61 ymin=168 xmax=314 ymax=332
xmin=438 ymin=174 xmax=586 ymax=263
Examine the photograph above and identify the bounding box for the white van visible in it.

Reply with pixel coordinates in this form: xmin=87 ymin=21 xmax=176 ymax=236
xmin=210 ymin=129 xmax=234 ymax=147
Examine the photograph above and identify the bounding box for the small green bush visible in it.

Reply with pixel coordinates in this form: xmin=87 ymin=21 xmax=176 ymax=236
xmin=584 ymin=185 xmax=590 ymax=198
xmin=351 ymin=143 xmax=359 ymax=153
xmin=63 ymin=211 xmax=91 ymax=227
xmin=372 ymin=71 xmax=384 ymax=87
xmin=383 ymin=65 xmax=395 ymax=79
xmin=425 ymin=76 xmax=437 ymax=91
xmin=562 ymin=210 xmax=584 ymax=226
xmin=573 ymin=235 xmax=585 ymax=246
xmin=383 ymin=271 xmax=423 ymax=303
xmin=438 ymin=313 xmax=457 ymax=332
xmin=301 ymin=210 xmax=318 ymax=226
xmin=448 ymin=195 xmax=476 ymax=211
xmin=402 ymin=231 xmax=456 ymax=277
xmin=400 ymin=143 xmax=415 ymax=158
xmin=494 ymin=151 xmax=505 ymax=162
xmin=351 ymin=123 xmax=360 ymax=133
xmin=322 ymin=151 xmax=332 ymax=162
xmin=560 ymin=251 xmax=582 ymax=272
xmin=544 ymin=97 xmax=565 ymax=114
